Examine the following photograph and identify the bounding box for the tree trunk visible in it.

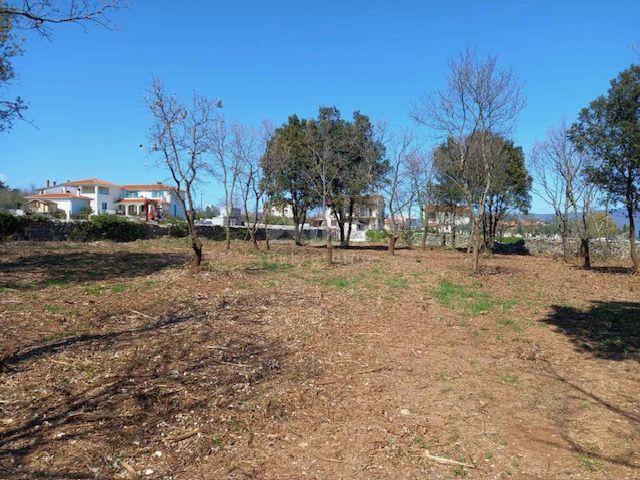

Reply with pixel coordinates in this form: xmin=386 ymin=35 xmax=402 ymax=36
xmin=451 ymin=226 xmax=456 ymax=249
xmin=388 ymin=235 xmax=396 ymax=255
xmin=249 ymin=227 xmax=259 ymax=250
xmin=225 ymin=221 xmax=231 ymax=251
xmin=326 ymin=232 xmax=333 ymax=264
xmin=344 ymin=198 xmax=355 ymax=248
xmin=264 ymin=204 xmax=270 ymax=251
xmin=472 ymin=234 xmax=480 ymax=275
xmin=441 ymin=232 xmax=446 ymax=247
xmin=561 ymin=231 xmax=569 ymax=263
xmin=580 ymin=237 xmax=591 ymax=269
xmin=336 ymin=207 xmax=347 ymax=247
xmin=191 ymin=235 xmax=203 ymax=269
xmin=422 ymin=225 xmax=428 ymax=250
xmin=294 ymin=222 xmax=303 ymax=246
xmin=627 ymin=204 xmax=639 ymax=273
xmin=472 ymin=218 xmax=481 ymax=274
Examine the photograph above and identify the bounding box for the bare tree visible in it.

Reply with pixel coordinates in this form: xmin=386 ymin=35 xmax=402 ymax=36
xmin=209 ymin=116 xmax=242 ymax=251
xmin=570 ymin=173 xmax=599 ymax=268
xmin=235 ymin=123 xmax=267 ymax=249
xmin=530 ymin=120 xmax=585 ymax=263
xmin=304 ymin=107 xmax=343 ymax=264
xmin=380 ymin=128 xmax=416 ymax=255
xmin=411 ymin=49 xmax=525 ymax=274
xmin=405 ymin=148 xmax=434 ymax=249
xmin=0 ymin=0 xmax=126 ymax=37
xmin=147 ymin=78 xmax=217 ymax=268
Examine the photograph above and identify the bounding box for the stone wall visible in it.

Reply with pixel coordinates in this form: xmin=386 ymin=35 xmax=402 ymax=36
xmin=522 ymin=236 xmax=631 ymax=260
xmin=13 ymin=220 xmax=326 ymax=243
xmin=8 ymin=219 xmax=632 ymax=260
xmin=20 ymin=221 xmax=78 ymax=241
xmin=421 ymin=233 xmax=631 ymax=260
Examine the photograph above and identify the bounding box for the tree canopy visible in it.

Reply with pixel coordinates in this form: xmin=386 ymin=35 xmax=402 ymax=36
xmin=569 ymin=64 xmax=640 ymax=271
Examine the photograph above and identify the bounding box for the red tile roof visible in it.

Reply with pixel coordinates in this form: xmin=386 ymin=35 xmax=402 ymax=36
xmin=116 ymin=198 xmax=161 ymax=203
xmin=26 ymin=193 xmax=92 ymax=200
xmin=63 ymin=178 xmax=120 ymax=187
xmin=121 ymin=183 xmax=174 ymax=191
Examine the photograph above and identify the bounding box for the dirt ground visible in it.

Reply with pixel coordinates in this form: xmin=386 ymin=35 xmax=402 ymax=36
xmin=0 ymin=238 xmax=638 ymax=480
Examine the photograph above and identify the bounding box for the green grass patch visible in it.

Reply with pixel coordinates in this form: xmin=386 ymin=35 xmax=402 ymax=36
xmin=43 ymin=277 xmax=69 ymax=288
xmin=500 ymin=374 xmax=520 ymax=386
xmin=320 ymin=276 xmax=352 ymax=289
xmin=84 ymin=283 xmax=127 ymax=295
xmin=385 ymin=276 xmax=408 ymax=289
xmin=245 ymin=259 xmax=294 ymax=273
xmin=577 ymin=453 xmax=602 ymax=471
xmin=434 ymin=280 xmax=515 ymax=317
xmin=497 ymin=318 xmax=522 ymax=332
xmin=84 ymin=285 xmax=106 ymax=296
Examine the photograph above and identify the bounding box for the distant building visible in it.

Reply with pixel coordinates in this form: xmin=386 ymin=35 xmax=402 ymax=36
xmin=269 ymin=204 xmax=295 ymax=219
xmin=198 ymin=206 xmax=243 ymax=226
xmin=384 ymin=216 xmax=421 ymax=230
xmin=324 ymin=195 xmax=385 ymax=232
xmin=25 ymin=178 xmax=185 ymax=220
xmin=425 ymin=205 xmax=470 ymax=234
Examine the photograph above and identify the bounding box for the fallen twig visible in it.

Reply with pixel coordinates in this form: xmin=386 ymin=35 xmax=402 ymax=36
xmin=356 ymin=366 xmax=389 ymax=375
xmin=167 ymin=429 xmax=199 ymax=443
xmin=422 ymin=451 xmax=475 ymax=468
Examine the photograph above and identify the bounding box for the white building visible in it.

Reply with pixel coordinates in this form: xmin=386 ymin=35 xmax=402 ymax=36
xmin=26 ymin=178 xmax=186 ymax=220
xmin=269 ymin=204 xmax=295 ymax=219
xmin=425 ymin=205 xmax=470 ymax=234
xmin=199 ymin=206 xmax=243 ymax=226
xmin=324 ymin=195 xmax=385 ymax=230
xmin=321 ymin=195 xmax=385 ymax=242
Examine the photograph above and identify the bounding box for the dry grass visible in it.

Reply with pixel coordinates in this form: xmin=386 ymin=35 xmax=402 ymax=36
xmin=0 ymin=238 xmax=639 ymax=479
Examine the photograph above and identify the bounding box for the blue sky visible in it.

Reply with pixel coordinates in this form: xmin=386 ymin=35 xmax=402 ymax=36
xmin=1 ymin=0 xmax=639 ymax=212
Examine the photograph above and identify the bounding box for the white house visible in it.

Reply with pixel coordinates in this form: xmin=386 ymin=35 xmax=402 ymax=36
xmin=324 ymin=195 xmax=385 ymax=229
xmin=269 ymin=204 xmax=295 ymax=219
xmin=26 ymin=178 xmax=186 ymax=220
xmin=321 ymin=195 xmax=385 ymax=242
xmin=198 ymin=206 xmax=243 ymax=226
xmin=425 ymin=205 xmax=470 ymax=234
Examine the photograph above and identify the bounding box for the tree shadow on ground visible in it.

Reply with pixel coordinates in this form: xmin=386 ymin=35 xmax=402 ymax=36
xmin=0 ymin=303 xmax=287 ymax=479
xmin=524 ymin=365 xmax=640 ymax=470
xmin=492 ymin=240 xmax=530 ymax=256
xmin=587 ymin=266 xmax=637 ymax=275
xmin=305 ymin=244 xmax=411 ymax=254
xmin=542 ymin=301 xmax=640 ymax=361
xmin=0 ymin=252 xmax=188 ymax=290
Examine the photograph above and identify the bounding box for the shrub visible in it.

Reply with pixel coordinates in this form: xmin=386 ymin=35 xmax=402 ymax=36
xmin=400 ymin=229 xmax=418 ymax=247
xmin=365 ymin=229 xmax=388 ymax=243
xmin=0 ymin=212 xmax=51 ymax=241
xmin=70 ymin=215 xmax=149 ymax=242
xmin=71 ymin=206 xmax=93 ymax=220
xmin=160 ymin=218 xmax=188 ymax=237
xmin=0 ymin=211 xmax=25 ymax=241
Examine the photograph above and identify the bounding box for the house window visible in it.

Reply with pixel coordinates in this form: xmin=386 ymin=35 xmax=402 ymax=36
xmin=123 ymin=191 xmax=139 ymax=198
xmin=101 ymin=202 xmax=107 ymax=211
xmin=81 ymin=186 xmax=96 ymax=194
xmin=151 ymin=190 xmax=164 ymax=198
xmin=98 ymin=187 xmax=109 ymax=194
